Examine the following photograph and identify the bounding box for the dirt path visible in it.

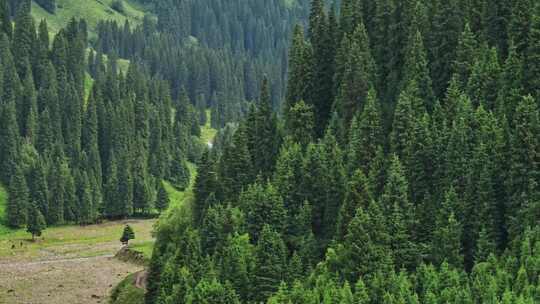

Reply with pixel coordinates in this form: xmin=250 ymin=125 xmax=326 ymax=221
xmin=0 ymin=220 xmax=155 ymax=304
xmin=0 ymin=255 xmax=142 ymax=304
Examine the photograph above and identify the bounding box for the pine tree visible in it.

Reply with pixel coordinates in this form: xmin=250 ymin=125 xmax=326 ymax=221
xmin=285 ymin=25 xmax=311 ymax=119
xmin=453 ymin=23 xmax=478 ymax=88
xmin=253 ymin=225 xmax=287 ymax=302
xmin=341 ymin=201 xmax=393 ymax=281
xmin=26 ymin=202 xmax=46 ymax=240
xmin=466 ymin=46 xmax=501 ymax=110
xmin=0 ymin=0 xmax=11 ymax=39
xmin=336 ymin=169 xmax=372 ymax=241
xmin=431 ymin=187 xmax=463 ymax=268
xmin=120 ymin=224 xmax=135 ymax=245
xmin=0 ymin=101 xmax=19 ymax=184
xmin=507 ymin=95 xmax=539 ymax=239
xmin=309 ymin=0 xmax=335 ymax=134
xmin=251 ymin=78 xmax=279 ymax=178
xmin=27 ymin=159 xmax=49 ymax=221
xmin=193 ymin=149 xmax=219 ymax=225
xmin=525 ymin=3 xmax=540 ymax=102
xmin=286 ymin=100 xmax=315 ymax=147
xmin=401 ymin=29 xmax=434 ymax=110
xmin=241 ymin=182 xmax=287 ymax=243
xmin=347 ymin=88 xmax=382 ymax=175
xmin=219 ymin=123 xmax=254 ymax=202
xmin=155 ymin=182 xmax=170 ymax=214
xmin=382 ymin=155 xmax=418 ymax=270
xmin=7 ymin=166 xmax=28 ymax=228
xmin=12 ymin=0 xmax=35 ymax=79
xmin=334 ymin=23 xmax=376 ymax=127
xmin=509 ymin=0 xmax=532 ymax=55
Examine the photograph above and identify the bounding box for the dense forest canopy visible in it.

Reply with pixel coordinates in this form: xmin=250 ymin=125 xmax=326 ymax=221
xmin=144 ymin=0 xmax=540 ymax=303
xmin=0 ymin=0 xmax=198 ymax=228
xmin=93 ymin=0 xmax=312 ymax=128
xmin=0 ymin=0 xmax=539 ymax=303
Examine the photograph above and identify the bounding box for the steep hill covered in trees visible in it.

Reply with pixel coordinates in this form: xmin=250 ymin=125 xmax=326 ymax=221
xmin=93 ymin=0 xmax=312 ymax=127
xmin=0 ymin=0 xmax=198 ymax=230
xmin=145 ymin=0 xmax=540 ymax=303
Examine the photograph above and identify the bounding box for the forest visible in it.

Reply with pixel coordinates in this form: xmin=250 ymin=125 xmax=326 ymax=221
xmin=0 ymin=0 xmax=539 ymax=303
xmin=144 ymin=0 xmax=540 ymax=303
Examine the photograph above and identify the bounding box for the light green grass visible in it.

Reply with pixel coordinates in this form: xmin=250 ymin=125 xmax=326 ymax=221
xmin=110 ymin=273 xmax=145 ymax=304
xmin=129 ymin=240 xmax=154 ymax=259
xmin=0 ymin=219 xmax=156 ymax=260
xmin=31 ymin=0 xmax=148 ymax=37
xmin=163 ymin=162 xmax=196 ymax=210
xmin=201 ymin=109 xmax=217 ymax=145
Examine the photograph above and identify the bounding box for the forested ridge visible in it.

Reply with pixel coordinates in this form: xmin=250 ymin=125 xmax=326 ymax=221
xmin=145 ymin=0 xmax=540 ymax=303
xmin=0 ymin=0 xmax=539 ymax=303
xmin=93 ymin=0 xmax=311 ymax=128
xmin=0 ymin=0 xmax=198 ymax=228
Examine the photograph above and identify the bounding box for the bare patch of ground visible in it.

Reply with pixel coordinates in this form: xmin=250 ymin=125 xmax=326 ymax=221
xmin=0 ymin=219 xmax=155 ymax=304
xmin=0 ymin=255 xmax=142 ymax=304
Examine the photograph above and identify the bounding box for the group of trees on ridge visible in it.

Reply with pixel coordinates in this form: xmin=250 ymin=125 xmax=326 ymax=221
xmin=145 ymin=0 xmax=539 ymax=303
xmin=92 ymin=0 xmax=312 ymax=128
xmin=0 ymin=0 xmax=199 ymax=230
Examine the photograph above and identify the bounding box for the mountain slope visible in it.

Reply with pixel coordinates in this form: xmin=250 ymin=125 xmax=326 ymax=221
xmin=31 ymin=0 xmax=148 ymax=36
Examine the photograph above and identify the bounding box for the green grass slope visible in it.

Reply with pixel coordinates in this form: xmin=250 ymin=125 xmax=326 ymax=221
xmin=31 ymin=0 xmax=148 ymax=37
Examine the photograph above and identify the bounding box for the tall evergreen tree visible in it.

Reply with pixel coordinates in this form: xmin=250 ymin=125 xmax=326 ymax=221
xmin=7 ymin=165 xmax=28 ymax=228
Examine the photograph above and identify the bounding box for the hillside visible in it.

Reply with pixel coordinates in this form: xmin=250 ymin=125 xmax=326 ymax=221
xmin=31 ymin=0 xmax=148 ymax=37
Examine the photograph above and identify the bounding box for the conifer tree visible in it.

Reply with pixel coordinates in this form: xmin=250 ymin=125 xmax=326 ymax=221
xmin=401 ymin=29 xmax=434 ymax=110
xmin=341 ymin=201 xmax=393 ymax=281
xmin=525 ymin=3 xmax=540 ymax=102
xmin=453 ymin=23 xmax=478 ymax=88
xmin=241 ymin=182 xmax=287 ymax=243
xmin=382 ymin=155 xmax=418 ymax=270
xmin=347 ymin=88 xmax=382 ymax=175
xmin=12 ymin=0 xmax=34 ymax=79
xmin=27 ymin=159 xmax=49 ymax=221
xmin=155 ymin=182 xmax=170 ymax=214
xmin=253 ymin=225 xmax=287 ymax=302
xmin=286 ymin=100 xmax=314 ymax=147
xmin=0 ymin=101 xmax=19 ymax=184
xmin=193 ymin=149 xmax=219 ymax=225
xmin=509 ymin=0 xmax=532 ymax=55
xmin=251 ymin=78 xmax=279 ymax=178
xmin=336 ymin=169 xmax=372 ymax=241
xmin=219 ymin=123 xmax=253 ymax=202
xmin=334 ymin=23 xmax=376 ymax=126
xmin=27 ymin=202 xmax=46 ymax=240
xmin=432 ymin=187 xmax=463 ymax=268
xmin=120 ymin=224 xmax=135 ymax=245
xmin=0 ymin=0 xmax=11 ymax=39
xmin=7 ymin=166 xmax=28 ymax=228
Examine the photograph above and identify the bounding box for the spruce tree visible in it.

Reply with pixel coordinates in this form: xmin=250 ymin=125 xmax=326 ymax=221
xmin=347 ymin=88 xmax=382 ymax=175
xmin=431 ymin=187 xmax=463 ymax=268
xmin=0 ymin=101 xmax=19 ymax=184
xmin=155 ymin=182 xmax=170 ymax=214
xmin=253 ymin=225 xmax=287 ymax=302
xmin=27 ymin=202 xmax=46 ymax=240
xmin=525 ymin=3 xmax=540 ymax=102
xmin=7 ymin=166 xmax=28 ymax=228
xmin=336 ymin=169 xmax=372 ymax=241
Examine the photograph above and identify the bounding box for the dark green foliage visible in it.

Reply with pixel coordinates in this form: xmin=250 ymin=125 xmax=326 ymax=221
xmin=7 ymin=166 xmax=28 ymax=228
xmin=26 ymin=202 xmax=46 ymax=240
xmin=253 ymin=225 xmax=287 ymax=302
xmin=155 ymin=182 xmax=169 ymax=214
xmin=120 ymin=224 xmax=135 ymax=245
